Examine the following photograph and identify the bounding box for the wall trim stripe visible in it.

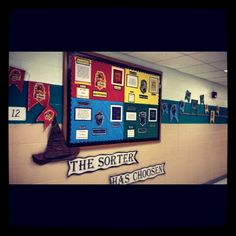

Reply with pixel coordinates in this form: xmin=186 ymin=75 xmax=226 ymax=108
xmin=9 ymin=83 xmax=228 ymax=124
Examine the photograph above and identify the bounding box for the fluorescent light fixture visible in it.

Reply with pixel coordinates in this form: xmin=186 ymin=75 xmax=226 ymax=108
xmin=224 ymin=69 xmax=227 ymax=73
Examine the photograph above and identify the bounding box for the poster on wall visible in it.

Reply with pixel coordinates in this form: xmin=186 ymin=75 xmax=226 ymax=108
xmin=179 ymin=100 xmax=185 ymax=113
xmin=170 ymin=104 xmax=179 ymax=123
xmin=63 ymin=52 xmax=162 ymax=147
xmin=200 ymin=95 xmax=204 ymax=104
xmin=210 ymin=110 xmax=215 ymax=123
xmin=162 ymin=103 xmax=168 ymax=115
xmin=191 ymin=99 xmax=198 ymax=113
xmin=185 ymin=90 xmax=191 ymax=103
xmin=205 ymin=104 xmax=209 ymax=114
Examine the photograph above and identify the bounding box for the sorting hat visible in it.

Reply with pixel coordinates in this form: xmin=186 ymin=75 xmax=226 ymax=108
xmin=32 ymin=117 xmax=80 ymax=165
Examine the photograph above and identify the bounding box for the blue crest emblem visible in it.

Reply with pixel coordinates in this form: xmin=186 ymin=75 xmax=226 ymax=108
xmin=95 ymin=111 xmax=104 ymax=126
xmin=139 ymin=111 xmax=146 ymax=126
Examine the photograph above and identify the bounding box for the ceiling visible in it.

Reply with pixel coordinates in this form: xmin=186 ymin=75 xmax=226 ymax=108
xmin=120 ymin=52 xmax=227 ymax=87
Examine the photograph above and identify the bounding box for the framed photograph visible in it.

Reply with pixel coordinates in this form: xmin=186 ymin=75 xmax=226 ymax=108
xmin=149 ymin=77 xmax=159 ymax=94
xmin=148 ymin=108 xmax=157 ymax=122
xmin=110 ymin=105 xmax=123 ymax=122
xmin=111 ymin=66 xmax=124 ymax=86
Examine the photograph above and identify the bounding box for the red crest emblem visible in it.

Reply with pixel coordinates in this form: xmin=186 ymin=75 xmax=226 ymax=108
xmin=9 ymin=66 xmax=25 ymax=92
xmin=33 ymin=83 xmax=46 ymax=102
xmin=95 ymin=71 xmax=106 ymax=90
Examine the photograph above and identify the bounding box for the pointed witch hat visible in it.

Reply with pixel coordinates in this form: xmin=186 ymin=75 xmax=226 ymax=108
xmin=32 ymin=117 xmax=80 ymax=165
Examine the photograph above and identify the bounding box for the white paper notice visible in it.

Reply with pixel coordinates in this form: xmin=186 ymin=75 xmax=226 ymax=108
xmin=75 ymin=63 xmax=91 ymax=83
xmin=76 ymin=130 xmax=88 ymax=140
xmin=127 ymin=129 xmax=135 ymax=138
xmin=128 ymin=93 xmax=135 ymax=103
xmin=76 ymin=87 xmax=89 ymax=99
xmin=75 ymin=108 xmax=91 ymax=120
xmin=126 ymin=112 xmax=137 ymax=121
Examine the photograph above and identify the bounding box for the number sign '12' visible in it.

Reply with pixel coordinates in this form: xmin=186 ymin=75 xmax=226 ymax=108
xmin=9 ymin=107 xmax=26 ymax=121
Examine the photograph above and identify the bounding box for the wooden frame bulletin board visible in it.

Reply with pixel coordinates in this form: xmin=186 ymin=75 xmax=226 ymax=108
xmin=63 ymin=52 xmax=162 ymax=147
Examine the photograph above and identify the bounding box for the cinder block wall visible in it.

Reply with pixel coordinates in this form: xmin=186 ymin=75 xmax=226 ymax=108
xmin=8 ymin=52 xmax=227 ymax=184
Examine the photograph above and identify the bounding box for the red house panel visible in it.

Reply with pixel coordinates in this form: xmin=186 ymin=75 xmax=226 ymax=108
xmin=71 ymin=55 xmax=124 ymax=102
xmin=90 ymin=60 xmax=124 ymax=102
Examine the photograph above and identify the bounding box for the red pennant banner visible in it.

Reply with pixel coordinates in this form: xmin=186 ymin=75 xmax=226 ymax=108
xmin=9 ymin=66 xmax=26 ymax=92
xmin=28 ymin=81 xmax=50 ymax=111
xmin=36 ymin=105 xmax=57 ymax=129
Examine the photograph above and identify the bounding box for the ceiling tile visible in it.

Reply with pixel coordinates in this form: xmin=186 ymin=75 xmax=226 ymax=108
xmin=220 ymin=81 xmax=227 ymax=86
xmin=178 ymin=64 xmax=218 ymax=74
xmin=210 ymin=60 xmax=227 ymax=70
xmin=122 ymin=52 xmax=183 ymax=62
xmin=209 ymin=77 xmax=227 ymax=82
xmin=156 ymin=55 xmax=203 ymax=69
xmin=189 ymin=52 xmax=227 ymax=63
xmin=197 ymin=71 xmax=226 ymax=79
xmin=181 ymin=52 xmax=200 ymax=55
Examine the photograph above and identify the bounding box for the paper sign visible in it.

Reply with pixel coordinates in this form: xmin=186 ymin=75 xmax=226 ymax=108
xmin=75 ymin=108 xmax=91 ymax=120
xmin=8 ymin=107 xmax=26 ymax=121
xmin=127 ymin=129 xmax=135 ymax=138
xmin=110 ymin=163 xmax=165 ymax=185
xmin=76 ymin=87 xmax=89 ymax=99
xmin=126 ymin=112 xmax=137 ymax=121
xmin=68 ymin=151 xmax=138 ymax=176
xmin=76 ymin=130 xmax=89 ymax=140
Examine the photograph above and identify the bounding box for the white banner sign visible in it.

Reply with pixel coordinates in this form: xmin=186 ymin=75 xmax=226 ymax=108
xmin=110 ymin=163 xmax=165 ymax=185
xmin=68 ymin=151 xmax=138 ymax=176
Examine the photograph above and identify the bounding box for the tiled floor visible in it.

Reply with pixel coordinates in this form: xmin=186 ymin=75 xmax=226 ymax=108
xmin=213 ymin=178 xmax=227 ymax=184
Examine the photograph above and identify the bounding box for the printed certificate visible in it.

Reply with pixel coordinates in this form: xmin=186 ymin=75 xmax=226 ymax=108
xmin=126 ymin=112 xmax=137 ymax=121
xmin=75 ymin=108 xmax=91 ymax=120
xmin=75 ymin=57 xmax=91 ymax=83
xmin=149 ymin=77 xmax=159 ymax=94
xmin=127 ymin=74 xmax=138 ymax=88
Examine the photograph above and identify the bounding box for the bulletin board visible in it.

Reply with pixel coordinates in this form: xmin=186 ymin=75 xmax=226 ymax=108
xmin=63 ymin=52 xmax=162 ymax=147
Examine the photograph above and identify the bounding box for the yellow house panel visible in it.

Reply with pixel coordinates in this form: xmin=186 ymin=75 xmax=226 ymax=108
xmin=124 ymin=68 xmax=160 ymax=105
